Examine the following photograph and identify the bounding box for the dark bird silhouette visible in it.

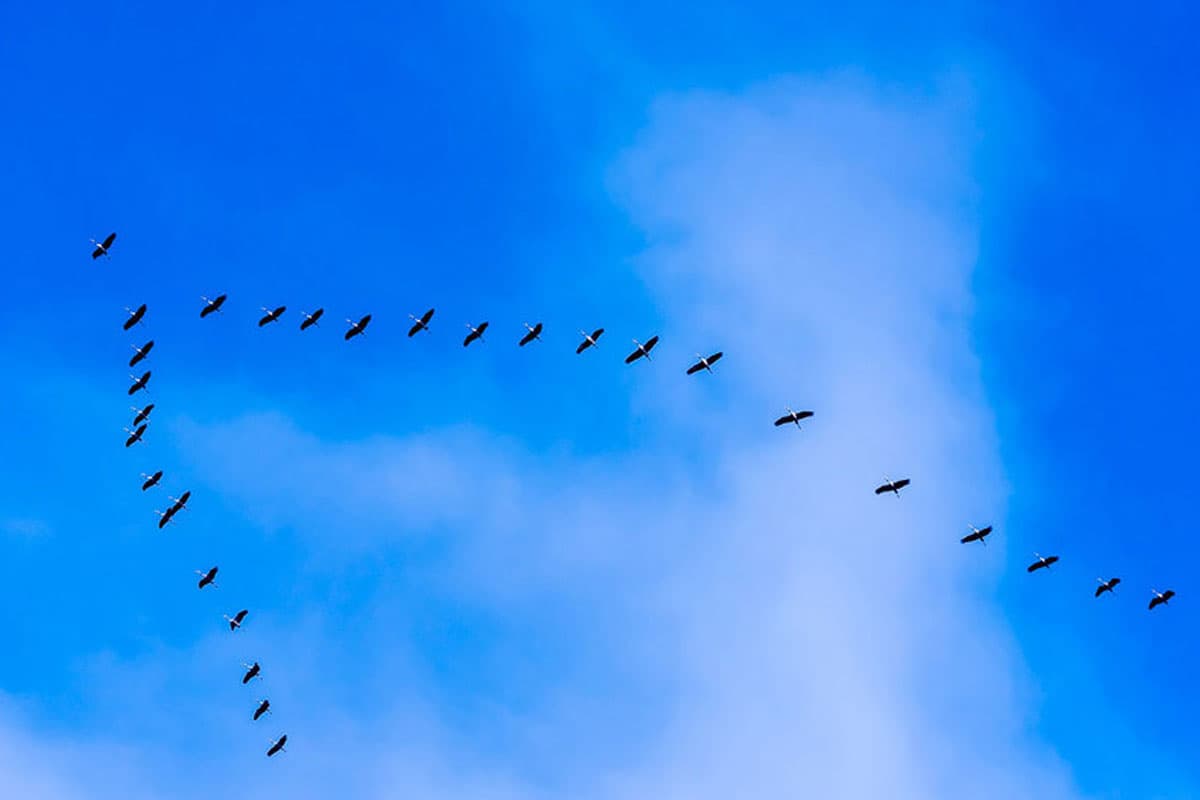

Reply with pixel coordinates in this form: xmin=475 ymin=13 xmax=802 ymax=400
xmin=874 ymin=477 xmax=911 ymax=496
xmin=774 ymin=408 xmax=814 ymax=428
xmin=625 ymin=335 xmax=660 ymax=364
xmin=167 ymin=490 xmax=191 ymax=515
xmin=1027 ymin=553 xmax=1060 ymax=573
xmin=124 ymin=424 xmax=147 ymax=448
xmin=200 ymin=294 xmax=227 ymax=318
xmin=267 ymin=734 xmax=288 ymax=757
xmin=123 ymin=304 xmax=147 ymax=331
xmin=960 ymin=525 xmax=993 ymax=545
xmin=1095 ymin=577 xmax=1121 ymax=597
xmin=686 ymin=351 xmax=723 ymax=375
xmin=463 ymin=321 xmax=489 ymax=347
xmin=128 ymin=371 xmax=152 ymax=396
xmin=344 ymin=314 xmax=371 ymax=340
xmin=131 ymin=403 xmax=155 ymax=426
xmin=300 ymin=308 xmax=324 ymax=330
xmin=519 ymin=322 xmax=543 ymax=346
xmin=196 ymin=567 xmax=218 ymax=589
xmin=1149 ymin=589 xmax=1175 ymax=610
xmin=408 ymin=308 xmax=434 ymax=337
xmin=156 ymin=506 xmax=179 ymax=529
xmin=576 ymin=328 xmax=604 ymax=354
xmin=242 ymin=662 xmax=262 ymax=684
xmin=90 ymin=232 xmax=116 ymax=259
xmin=253 ymin=699 xmax=271 ymax=721
xmin=225 ymin=609 xmax=249 ymax=631
xmin=140 ymin=470 xmax=163 ymax=491
xmin=258 ymin=306 xmax=287 ymax=327
xmin=129 ymin=340 xmax=155 ymax=367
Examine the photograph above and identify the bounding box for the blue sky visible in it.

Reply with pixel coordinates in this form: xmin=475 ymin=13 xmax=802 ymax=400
xmin=1 ymin=2 xmax=1196 ymax=797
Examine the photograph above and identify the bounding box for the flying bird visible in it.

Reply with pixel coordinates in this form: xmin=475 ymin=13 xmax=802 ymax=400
xmin=1149 ymin=589 xmax=1176 ymax=610
xmin=241 ymin=662 xmax=262 ymax=684
xmin=90 ymin=232 xmax=116 ymax=259
xmin=874 ymin=477 xmax=911 ymax=496
xmin=344 ymin=314 xmax=371 ymax=340
xmin=1095 ymin=577 xmax=1121 ymax=597
xmin=225 ymin=609 xmax=249 ymax=631
xmin=200 ymin=294 xmax=227 ymax=318
xmin=131 ymin=403 xmax=155 ymax=426
xmin=156 ymin=506 xmax=179 ymax=529
xmin=408 ymin=308 xmax=435 ymax=337
xmin=258 ymin=306 xmax=287 ymax=327
xmin=196 ymin=567 xmax=219 ymax=589
xmin=124 ymin=424 xmax=147 ymax=448
xmin=960 ymin=525 xmax=993 ymax=545
xmin=1027 ymin=553 xmax=1060 ymax=573
xmin=576 ymin=328 xmax=604 ymax=354
xmin=625 ymin=335 xmax=660 ymax=364
xmin=463 ymin=321 xmax=489 ymax=347
xmin=267 ymin=734 xmax=288 ymax=758
xmin=519 ymin=322 xmax=543 ymax=346
xmin=123 ymin=304 xmax=147 ymax=330
xmin=686 ymin=351 xmax=723 ymax=375
xmin=253 ymin=699 xmax=271 ymax=721
xmin=774 ymin=408 xmax=814 ymax=428
xmin=128 ymin=371 xmax=152 ymax=396
xmin=167 ymin=490 xmax=191 ymax=515
xmin=300 ymin=308 xmax=324 ymax=330
xmin=129 ymin=340 xmax=155 ymax=367
xmin=140 ymin=470 xmax=163 ymax=491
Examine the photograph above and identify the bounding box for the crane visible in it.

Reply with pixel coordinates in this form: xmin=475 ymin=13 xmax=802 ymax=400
xmin=128 ymin=371 xmax=152 ymax=396
xmin=300 ymin=308 xmax=324 ymax=330
xmin=408 ymin=308 xmax=435 ymax=337
xmin=463 ymin=321 xmax=489 ymax=347
xmin=131 ymin=403 xmax=155 ymax=426
xmin=874 ymin=477 xmax=910 ymax=496
xmin=1027 ymin=553 xmax=1060 ymax=573
xmin=156 ymin=506 xmax=179 ymax=529
xmin=129 ymin=340 xmax=155 ymax=367
xmin=200 ymin=294 xmax=227 ymax=318
xmin=167 ymin=490 xmax=191 ymax=514
xmin=1095 ymin=577 xmax=1121 ymax=597
xmin=90 ymin=233 xmax=116 ymax=259
xmin=624 ymin=335 xmax=660 ymax=364
xmin=1149 ymin=589 xmax=1176 ymax=610
xmin=258 ymin=306 xmax=287 ymax=327
xmin=196 ymin=567 xmax=218 ymax=589
xmin=124 ymin=424 xmax=148 ymax=448
xmin=576 ymin=328 xmax=604 ymax=354
xmin=224 ymin=609 xmax=249 ymax=631
xmin=241 ymin=662 xmax=262 ymax=684
xmin=253 ymin=699 xmax=271 ymax=721
xmin=519 ymin=322 xmax=543 ymax=346
xmin=774 ymin=408 xmax=814 ymax=428
xmin=344 ymin=314 xmax=371 ymax=340
xmin=960 ymin=525 xmax=993 ymax=545
xmin=267 ymin=734 xmax=288 ymax=757
xmin=686 ymin=351 xmax=723 ymax=375
xmin=123 ymin=304 xmax=147 ymax=330
xmin=140 ymin=470 xmax=163 ymax=491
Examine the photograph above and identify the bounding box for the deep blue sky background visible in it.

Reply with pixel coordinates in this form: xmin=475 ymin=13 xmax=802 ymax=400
xmin=0 ymin=2 xmax=1196 ymax=797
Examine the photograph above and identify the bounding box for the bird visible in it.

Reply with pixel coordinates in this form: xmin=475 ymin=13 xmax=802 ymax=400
xmin=1149 ymin=589 xmax=1176 ymax=610
xmin=131 ymin=403 xmax=155 ymax=426
xmin=140 ymin=470 xmax=163 ymax=491
xmin=258 ymin=306 xmax=287 ymax=327
xmin=1095 ymin=577 xmax=1121 ymax=597
xmin=1027 ymin=553 xmax=1060 ymax=573
xmin=225 ymin=609 xmax=249 ymax=631
xmin=774 ymin=408 xmax=814 ymax=428
xmin=129 ymin=340 xmax=155 ymax=367
xmin=874 ymin=477 xmax=911 ymax=496
xmin=253 ymin=699 xmax=271 ymax=721
xmin=519 ymin=322 xmax=543 ymax=346
xmin=463 ymin=321 xmax=489 ymax=347
xmin=241 ymin=662 xmax=262 ymax=684
xmin=625 ymin=335 xmax=660 ymax=364
xmin=124 ymin=424 xmax=148 ymax=448
xmin=167 ymin=490 xmax=191 ymax=515
xmin=156 ymin=506 xmax=179 ymax=529
xmin=267 ymin=734 xmax=288 ymax=758
xmin=300 ymin=308 xmax=324 ymax=330
xmin=960 ymin=524 xmax=993 ymax=545
xmin=576 ymin=328 xmax=604 ymax=354
xmin=128 ymin=371 xmax=152 ymax=396
xmin=344 ymin=314 xmax=371 ymax=340
xmin=90 ymin=232 xmax=116 ymax=259
xmin=200 ymin=294 xmax=227 ymax=318
xmin=407 ymin=308 xmax=435 ymax=337
xmin=196 ymin=567 xmax=219 ymax=589
xmin=686 ymin=351 xmax=724 ymax=375
xmin=123 ymin=304 xmax=147 ymax=330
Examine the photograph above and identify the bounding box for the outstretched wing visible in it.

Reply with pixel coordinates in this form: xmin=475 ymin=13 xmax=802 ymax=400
xmin=408 ymin=322 xmax=422 ymax=337
xmin=686 ymin=361 xmax=704 ymax=375
xmin=707 ymin=351 xmax=724 ymax=364
xmin=624 ymin=348 xmax=643 ymax=364
xmin=893 ymin=479 xmax=910 ymax=491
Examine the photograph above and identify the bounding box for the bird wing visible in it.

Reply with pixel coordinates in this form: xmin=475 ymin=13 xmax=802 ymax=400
xmin=463 ymin=331 xmax=476 ymax=346
xmin=519 ymin=331 xmax=535 ymax=346
xmin=1095 ymin=585 xmax=1106 ymax=597
xmin=576 ymin=340 xmax=589 ymax=354
xmin=708 ymin=351 xmax=724 ymax=364
xmin=625 ymin=349 xmax=643 ymax=364
xmin=960 ymin=532 xmax=979 ymax=543
xmin=408 ymin=322 xmax=422 ymax=337
xmin=1164 ymin=590 xmax=1175 ymax=601
xmin=91 ymin=247 xmax=104 ymax=259
xmin=686 ymin=361 xmax=704 ymax=375
xmin=1045 ymin=556 xmax=1059 ymax=566
xmin=893 ymin=479 xmax=911 ymax=490
xmin=873 ymin=484 xmax=890 ymax=494
xmin=796 ymin=411 xmax=814 ymax=420
xmin=644 ymin=335 xmax=659 ymax=351
xmin=1026 ymin=562 xmax=1041 ymax=572
xmin=103 ymin=233 xmax=116 ymax=248
xmin=774 ymin=416 xmax=790 ymax=426
xmin=258 ymin=315 xmax=271 ymax=326
xmin=421 ymin=309 xmax=434 ymax=325
xmin=592 ymin=328 xmax=604 ymax=339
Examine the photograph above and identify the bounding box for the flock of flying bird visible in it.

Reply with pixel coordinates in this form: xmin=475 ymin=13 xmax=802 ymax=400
xmin=92 ymin=228 xmax=1179 ymax=757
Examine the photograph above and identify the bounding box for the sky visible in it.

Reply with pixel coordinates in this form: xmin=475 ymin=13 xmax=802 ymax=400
xmin=0 ymin=1 xmax=1197 ymax=797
